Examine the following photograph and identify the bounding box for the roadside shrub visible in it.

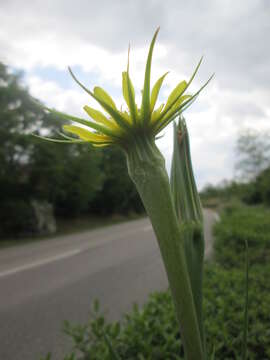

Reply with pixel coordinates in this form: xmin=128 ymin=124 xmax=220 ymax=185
xmin=53 ymin=263 xmax=270 ymax=360
xmin=62 ymin=296 xmax=183 ymax=360
xmin=0 ymin=199 xmax=35 ymax=237
xmin=204 ymin=264 xmax=270 ymax=360
xmin=214 ymin=205 xmax=270 ymax=268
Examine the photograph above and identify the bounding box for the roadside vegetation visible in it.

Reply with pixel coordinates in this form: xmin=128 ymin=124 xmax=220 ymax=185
xmin=41 ymin=204 xmax=270 ymax=360
xmin=0 ymin=63 xmax=144 ymax=242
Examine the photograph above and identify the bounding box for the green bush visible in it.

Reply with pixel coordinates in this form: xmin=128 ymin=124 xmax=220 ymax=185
xmin=214 ymin=205 xmax=270 ymax=268
xmin=43 ymin=205 xmax=270 ymax=359
xmin=62 ymin=296 xmax=183 ymax=360
xmin=0 ymin=199 xmax=35 ymax=237
xmin=50 ymin=263 xmax=269 ymax=360
xmin=204 ymin=264 xmax=270 ymax=359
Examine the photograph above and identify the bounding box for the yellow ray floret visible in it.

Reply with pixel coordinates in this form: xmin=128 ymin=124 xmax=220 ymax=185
xmin=35 ymin=28 xmax=213 ymax=146
xmin=63 ymin=125 xmax=112 ymax=145
xmin=83 ymin=105 xmax=119 ymax=131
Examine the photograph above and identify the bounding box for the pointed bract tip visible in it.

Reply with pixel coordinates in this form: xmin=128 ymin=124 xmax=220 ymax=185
xmin=153 ymin=27 xmax=160 ymax=40
xmin=68 ymin=66 xmax=76 ymax=80
xmin=127 ymin=44 xmax=131 ymax=73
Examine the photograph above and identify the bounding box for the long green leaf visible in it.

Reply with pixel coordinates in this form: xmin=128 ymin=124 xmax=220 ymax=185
xmin=211 ymin=345 xmax=216 ymax=360
xmin=140 ymin=27 xmax=160 ymax=124
xmin=32 ymin=134 xmax=84 ymax=143
xmin=242 ymin=239 xmax=249 ymax=360
xmin=57 ymin=130 xmax=83 ymax=141
xmin=104 ymin=334 xmax=121 ymax=360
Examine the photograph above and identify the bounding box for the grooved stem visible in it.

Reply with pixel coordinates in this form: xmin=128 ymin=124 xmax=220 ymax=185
xmin=126 ymin=137 xmax=203 ymax=360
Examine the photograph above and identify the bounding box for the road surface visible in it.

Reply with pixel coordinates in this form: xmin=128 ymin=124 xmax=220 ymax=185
xmin=0 ymin=209 xmax=216 ymax=360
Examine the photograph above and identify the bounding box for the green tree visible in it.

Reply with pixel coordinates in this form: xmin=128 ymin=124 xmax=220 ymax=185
xmin=92 ymin=147 xmax=144 ymax=215
xmin=0 ymin=62 xmax=51 ymax=236
xmin=29 ymin=140 xmax=104 ymax=217
xmin=252 ymin=166 xmax=270 ymax=206
xmin=235 ymin=129 xmax=270 ymax=180
xmin=0 ymin=62 xmax=104 ymax=235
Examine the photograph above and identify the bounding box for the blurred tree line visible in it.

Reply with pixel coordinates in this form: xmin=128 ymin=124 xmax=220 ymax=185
xmin=200 ymin=128 xmax=270 ymax=207
xmin=0 ymin=63 xmax=144 ymax=238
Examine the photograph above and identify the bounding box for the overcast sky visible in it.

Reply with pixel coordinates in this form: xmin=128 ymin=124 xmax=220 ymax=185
xmin=1 ymin=0 xmax=269 ymax=188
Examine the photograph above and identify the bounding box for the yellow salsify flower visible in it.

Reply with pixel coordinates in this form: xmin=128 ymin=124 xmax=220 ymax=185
xmin=39 ymin=28 xmax=213 ymax=149
xmin=37 ymin=28 xmax=214 ymax=359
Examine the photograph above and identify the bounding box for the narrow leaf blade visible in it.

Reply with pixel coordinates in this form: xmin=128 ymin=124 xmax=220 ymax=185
xmin=150 ymin=72 xmax=169 ymax=113
xmin=141 ymin=27 xmax=160 ymax=124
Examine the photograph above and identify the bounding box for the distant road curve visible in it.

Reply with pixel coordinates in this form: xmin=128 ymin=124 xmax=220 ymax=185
xmin=0 ymin=209 xmax=217 ymax=360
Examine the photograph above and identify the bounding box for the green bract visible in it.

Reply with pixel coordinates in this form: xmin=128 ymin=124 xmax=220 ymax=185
xmin=38 ymin=28 xmax=213 ymax=148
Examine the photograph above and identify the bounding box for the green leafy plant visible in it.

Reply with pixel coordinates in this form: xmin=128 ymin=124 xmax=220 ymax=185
xmin=37 ymin=29 xmax=213 ymax=359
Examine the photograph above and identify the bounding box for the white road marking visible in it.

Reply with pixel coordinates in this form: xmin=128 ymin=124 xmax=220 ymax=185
xmin=0 ymin=249 xmax=82 ymax=278
xmin=0 ymin=222 xmax=153 ymax=278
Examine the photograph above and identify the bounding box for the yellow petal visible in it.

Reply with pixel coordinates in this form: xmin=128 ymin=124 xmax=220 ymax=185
xmin=163 ymin=81 xmax=187 ymax=112
xmin=94 ymin=87 xmax=117 ymax=110
xmin=150 ymin=72 xmax=169 ymax=113
xmin=63 ymin=125 xmax=112 ymax=143
xmin=83 ymin=105 xmax=117 ymax=130
xmin=92 ymin=143 xmax=112 ymax=148
xmin=151 ymin=103 xmax=164 ymax=124
xmin=122 ymin=72 xmax=136 ymax=111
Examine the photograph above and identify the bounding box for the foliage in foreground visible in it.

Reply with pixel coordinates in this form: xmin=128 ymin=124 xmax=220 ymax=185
xmin=44 ymin=264 xmax=270 ymax=360
xmin=42 ymin=205 xmax=270 ymax=359
xmin=214 ymin=205 xmax=270 ymax=268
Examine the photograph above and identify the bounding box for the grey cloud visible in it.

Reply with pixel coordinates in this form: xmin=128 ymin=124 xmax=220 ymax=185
xmin=162 ymin=0 xmax=270 ymax=91
xmin=224 ymin=100 xmax=266 ymax=119
xmin=1 ymin=0 xmax=270 ymax=188
xmin=1 ymin=0 xmax=269 ymax=93
xmin=0 ymin=0 xmax=166 ymax=51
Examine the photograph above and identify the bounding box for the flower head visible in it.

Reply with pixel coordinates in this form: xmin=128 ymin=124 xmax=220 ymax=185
xmin=39 ymin=28 xmax=213 ymax=149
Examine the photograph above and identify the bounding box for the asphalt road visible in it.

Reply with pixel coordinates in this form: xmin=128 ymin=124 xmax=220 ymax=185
xmin=0 ymin=209 xmax=217 ymax=360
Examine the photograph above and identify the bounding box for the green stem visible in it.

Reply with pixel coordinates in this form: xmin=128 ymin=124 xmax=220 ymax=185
xmin=126 ymin=136 xmax=203 ymax=360
xmin=242 ymin=239 xmax=249 ymax=360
